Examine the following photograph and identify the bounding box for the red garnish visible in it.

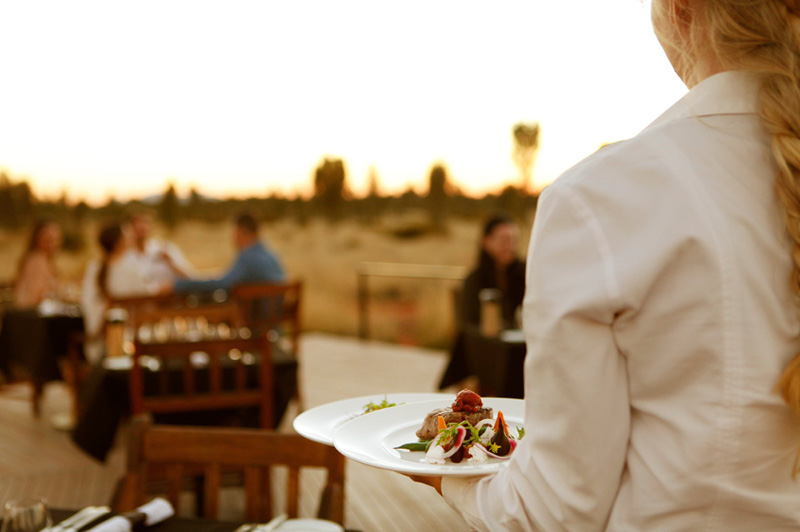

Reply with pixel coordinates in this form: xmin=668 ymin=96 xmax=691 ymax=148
xmin=493 ymin=410 xmax=509 ymax=435
xmin=452 ymin=389 xmax=483 ymax=413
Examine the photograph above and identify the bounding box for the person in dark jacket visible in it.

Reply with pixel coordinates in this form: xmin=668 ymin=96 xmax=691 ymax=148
xmin=460 ymin=214 xmax=526 ymax=329
xmin=439 ymin=213 xmax=526 ymax=390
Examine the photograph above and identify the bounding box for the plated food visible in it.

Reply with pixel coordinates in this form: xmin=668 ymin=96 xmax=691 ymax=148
xmin=333 ymin=394 xmax=525 ymax=476
xmin=398 ymin=389 xmax=524 ymax=464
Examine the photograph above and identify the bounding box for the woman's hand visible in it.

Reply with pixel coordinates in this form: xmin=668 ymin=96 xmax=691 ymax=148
xmin=407 ymin=475 xmax=443 ymax=495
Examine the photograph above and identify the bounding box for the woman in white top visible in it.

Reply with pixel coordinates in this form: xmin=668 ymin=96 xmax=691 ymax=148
xmin=414 ymin=1 xmax=800 ymax=530
xmin=81 ymin=222 xmax=158 ymax=363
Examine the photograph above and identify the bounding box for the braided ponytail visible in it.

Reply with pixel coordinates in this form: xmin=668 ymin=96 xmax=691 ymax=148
xmin=655 ymin=0 xmax=800 ymax=452
xmin=726 ymin=4 xmax=800 ymax=415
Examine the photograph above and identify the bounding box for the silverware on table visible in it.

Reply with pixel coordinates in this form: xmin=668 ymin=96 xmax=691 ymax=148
xmin=253 ymin=513 xmax=288 ymax=532
xmin=51 ymin=506 xmax=111 ymax=532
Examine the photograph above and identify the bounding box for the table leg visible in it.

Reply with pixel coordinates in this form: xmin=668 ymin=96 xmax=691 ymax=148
xmin=31 ymin=378 xmax=43 ymax=417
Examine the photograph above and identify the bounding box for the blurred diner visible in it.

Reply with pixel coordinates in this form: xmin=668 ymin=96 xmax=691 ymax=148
xmin=171 ymin=212 xmax=284 ymax=295
xmin=126 ymin=211 xmax=194 ymax=285
xmin=460 ymin=213 xmax=525 ymax=330
xmin=13 ymin=219 xmax=62 ymax=308
xmin=438 ymin=213 xmax=525 ymax=391
xmin=81 ymin=221 xmax=161 ymax=363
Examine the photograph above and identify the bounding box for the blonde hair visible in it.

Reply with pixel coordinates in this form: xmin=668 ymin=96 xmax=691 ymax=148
xmin=655 ymin=0 xmax=800 ymax=471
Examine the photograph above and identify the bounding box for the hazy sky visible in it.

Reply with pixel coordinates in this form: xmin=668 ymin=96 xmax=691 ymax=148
xmin=0 ymin=0 xmax=686 ymax=204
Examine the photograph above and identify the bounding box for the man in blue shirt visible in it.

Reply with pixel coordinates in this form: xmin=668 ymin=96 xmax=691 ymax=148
xmin=173 ymin=213 xmax=284 ymax=294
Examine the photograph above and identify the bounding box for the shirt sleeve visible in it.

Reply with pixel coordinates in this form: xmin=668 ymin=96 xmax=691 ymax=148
xmin=442 ymin=182 xmax=631 ymax=531
xmin=174 ymin=254 xmax=247 ymax=293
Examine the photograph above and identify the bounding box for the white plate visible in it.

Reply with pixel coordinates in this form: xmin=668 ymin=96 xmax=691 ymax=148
xmin=293 ymin=393 xmax=451 ymax=446
xmin=333 ymin=397 xmax=524 ymax=477
xmin=277 ymin=518 xmax=343 ymax=531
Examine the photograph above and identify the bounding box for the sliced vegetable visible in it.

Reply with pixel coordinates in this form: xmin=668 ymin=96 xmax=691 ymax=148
xmin=475 ymin=419 xmax=494 ymax=430
xmin=473 ymin=440 xmax=514 ymax=461
xmin=490 ymin=410 xmax=512 ymax=456
xmin=437 ymin=425 xmax=467 ymax=459
xmin=396 ymin=441 xmax=432 ymax=452
xmin=493 ymin=410 xmax=509 ymax=435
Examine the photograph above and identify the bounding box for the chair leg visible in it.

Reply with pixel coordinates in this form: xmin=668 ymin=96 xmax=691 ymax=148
xmin=31 ymin=378 xmax=43 ymax=417
xmin=318 ymin=484 xmax=345 ymax=525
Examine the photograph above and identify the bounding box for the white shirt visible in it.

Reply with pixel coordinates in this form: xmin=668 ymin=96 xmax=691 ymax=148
xmin=80 ymin=254 xmax=156 ymax=363
xmin=443 ymin=71 xmax=800 ymax=531
xmin=125 ymin=238 xmax=193 ymax=286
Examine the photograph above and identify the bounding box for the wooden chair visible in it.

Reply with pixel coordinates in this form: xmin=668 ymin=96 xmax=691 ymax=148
xmin=114 ymin=417 xmax=346 ymax=524
xmin=65 ymin=294 xmax=244 ymax=411
xmin=231 ymin=281 xmax=302 ymax=410
xmin=131 ymin=332 xmax=276 ymax=429
xmin=108 ymin=293 xmax=194 ymax=325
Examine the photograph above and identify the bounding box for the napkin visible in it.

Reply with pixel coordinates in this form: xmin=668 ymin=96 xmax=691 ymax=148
xmin=82 ymin=498 xmax=174 ymax=532
xmin=137 ymin=497 xmax=175 ymax=526
xmin=84 ymin=516 xmax=131 ymax=532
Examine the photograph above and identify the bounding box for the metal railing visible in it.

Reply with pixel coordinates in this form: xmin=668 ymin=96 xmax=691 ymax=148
xmin=356 ymin=261 xmax=467 ymax=340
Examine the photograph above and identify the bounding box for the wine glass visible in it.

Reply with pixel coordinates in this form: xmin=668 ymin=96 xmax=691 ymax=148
xmin=1 ymin=498 xmax=52 ymax=532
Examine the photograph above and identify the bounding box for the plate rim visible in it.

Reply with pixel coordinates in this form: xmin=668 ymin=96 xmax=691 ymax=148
xmin=293 ymin=392 xmax=453 ymax=445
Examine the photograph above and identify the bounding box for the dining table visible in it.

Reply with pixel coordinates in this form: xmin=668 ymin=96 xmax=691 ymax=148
xmin=48 ymin=509 xmax=358 ymax=532
xmin=438 ymin=325 xmax=526 ymax=398
xmin=50 ymin=509 xmax=239 ymax=532
xmin=71 ymin=347 xmax=298 ymax=462
xmin=0 ymin=302 xmax=84 ymax=414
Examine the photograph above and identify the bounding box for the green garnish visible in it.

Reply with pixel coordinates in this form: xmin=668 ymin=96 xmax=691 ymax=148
xmin=362 ymin=396 xmax=402 ymax=414
xmin=395 ymin=440 xmax=433 ymax=452
xmin=488 ymin=442 xmax=501 ymax=454
xmin=517 ymin=427 xmax=525 ymax=440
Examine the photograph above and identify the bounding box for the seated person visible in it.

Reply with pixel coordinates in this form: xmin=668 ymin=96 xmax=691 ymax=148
xmin=461 ymin=213 xmax=526 ymax=328
xmin=81 ymin=222 xmax=160 ymax=362
xmin=439 ymin=213 xmax=526 ymax=390
xmin=13 ymin=219 xmax=62 ymax=308
xmin=172 ymin=213 xmax=285 ymax=295
xmin=126 ymin=211 xmax=193 ymax=285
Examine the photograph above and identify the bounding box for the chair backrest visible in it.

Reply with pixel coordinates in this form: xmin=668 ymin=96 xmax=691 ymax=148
xmin=115 ymin=418 xmax=346 ymax=524
xmin=110 ymin=294 xmax=245 ymax=341
xmin=108 ymin=293 xmax=187 ymax=325
xmin=131 ymin=331 xmax=275 ymax=428
xmin=231 ymin=281 xmax=302 ymax=354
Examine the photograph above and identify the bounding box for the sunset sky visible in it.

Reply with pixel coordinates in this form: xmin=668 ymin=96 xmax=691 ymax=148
xmin=0 ymin=0 xmax=685 ymax=204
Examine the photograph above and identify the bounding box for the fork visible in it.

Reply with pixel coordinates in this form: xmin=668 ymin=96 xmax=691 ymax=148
xmin=51 ymin=506 xmax=111 ymax=532
xmin=253 ymin=514 xmax=288 ymax=532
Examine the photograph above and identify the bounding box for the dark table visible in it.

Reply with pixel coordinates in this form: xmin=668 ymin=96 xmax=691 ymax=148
xmin=439 ymin=326 xmax=526 ymax=398
xmin=71 ymin=349 xmax=298 ymax=462
xmin=50 ymin=509 xmax=357 ymax=532
xmin=0 ymin=306 xmax=84 ymax=414
xmin=51 ymin=509 xmax=240 ymax=532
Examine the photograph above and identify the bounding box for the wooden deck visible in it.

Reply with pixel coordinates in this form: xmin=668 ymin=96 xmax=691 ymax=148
xmin=0 ymin=333 xmax=468 ymax=531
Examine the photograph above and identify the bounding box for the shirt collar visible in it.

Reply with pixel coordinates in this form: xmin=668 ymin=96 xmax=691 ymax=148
xmin=644 ymin=70 xmax=761 ymax=131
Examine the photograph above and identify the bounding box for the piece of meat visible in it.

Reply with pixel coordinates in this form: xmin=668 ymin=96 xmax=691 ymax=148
xmin=415 ymin=406 xmax=493 ymax=440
